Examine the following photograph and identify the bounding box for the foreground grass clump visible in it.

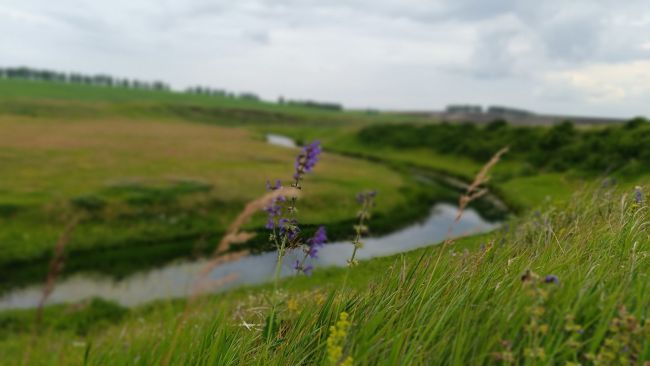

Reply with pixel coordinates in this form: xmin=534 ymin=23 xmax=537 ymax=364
xmin=9 ymin=185 xmax=646 ymax=365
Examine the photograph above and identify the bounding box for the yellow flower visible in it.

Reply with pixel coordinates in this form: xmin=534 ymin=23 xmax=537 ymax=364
xmin=287 ymin=298 xmax=299 ymax=312
xmin=327 ymin=312 xmax=353 ymax=365
xmin=314 ymin=292 xmax=326 ymax=306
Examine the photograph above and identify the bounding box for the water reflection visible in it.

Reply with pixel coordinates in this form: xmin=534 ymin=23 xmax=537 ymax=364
xmin=266 ymin=133 xmax=297 ymax=148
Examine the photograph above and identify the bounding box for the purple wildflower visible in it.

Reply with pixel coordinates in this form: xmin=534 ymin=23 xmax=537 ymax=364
xmin=303 ymin=265 xmax=313 ymax=276
xmin=634 ymin=186 xmax=643 ymax=205
xmin=265 ymin=218 xmax=275 ymax=230
xmin=264 ymin=199 xmax=282 ymax=230
xmin=278 ymin=218 xmax=299 ymax=241
xmin=264 ymin=180 xmax=286 ymax=230
xmin=544 ymin=275 xmax=559 ymax=284
xmin=306 ymin=226 xmax=327 ymax=258
xmin=293 ymin=140 xmax=322 ymax=183
xmin=266 ymin=179 xmax=282 ymax=191
xmin=293 ymin=260 xmax=314 ymax=276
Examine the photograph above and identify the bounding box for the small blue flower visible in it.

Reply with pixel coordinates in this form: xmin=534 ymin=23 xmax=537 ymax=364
xmin=544 ymin=275 xmax=559 ymax=284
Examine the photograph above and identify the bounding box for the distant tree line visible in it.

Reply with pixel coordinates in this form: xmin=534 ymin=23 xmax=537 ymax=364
xmin=0 ymin=66 xmax=170 ymax=91
xmin=1 ymin=66 xmax=345 ymax=108
xmin=278 ymin=97 xmax=343 ymax=111
xmin=358 ymin=117 xmax=650 ymax=175
xmin=184 ymin=86 xmax=261 ymax=101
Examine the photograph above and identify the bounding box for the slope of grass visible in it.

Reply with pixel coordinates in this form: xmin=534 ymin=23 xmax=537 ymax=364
xmin=2 ymin=185 xmax=648 ymax=365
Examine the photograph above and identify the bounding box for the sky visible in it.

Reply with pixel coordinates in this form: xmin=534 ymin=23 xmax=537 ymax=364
xmin=1 ymin=0 xmax=649 ymax=117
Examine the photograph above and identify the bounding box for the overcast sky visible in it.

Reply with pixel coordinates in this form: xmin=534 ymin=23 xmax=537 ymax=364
xmin=1 ymin=0 xmax=649 ymax=117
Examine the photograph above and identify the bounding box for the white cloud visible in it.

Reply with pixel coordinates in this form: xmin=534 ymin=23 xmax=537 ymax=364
xmin=544 ymin=60 xmax=650 ymax=102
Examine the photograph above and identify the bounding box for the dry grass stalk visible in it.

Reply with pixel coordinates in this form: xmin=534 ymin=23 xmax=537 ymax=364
xmin=432 ymin=147 xmax=508 ymax=277
xmin=455 ymin=146 xmax=509 ymax=223
xmin=35 ymin=216 xmax=80 ymax=326
xmin=22 ymin=215 xmax=80 ymax=366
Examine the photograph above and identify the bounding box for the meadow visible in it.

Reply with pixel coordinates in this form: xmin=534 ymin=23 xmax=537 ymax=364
xmin=0 ymin=79 xmax=648 ymax=365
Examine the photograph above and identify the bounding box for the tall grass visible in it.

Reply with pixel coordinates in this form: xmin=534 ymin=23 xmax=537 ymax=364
xmin=63 ymin=185 xmax=647 ymax=365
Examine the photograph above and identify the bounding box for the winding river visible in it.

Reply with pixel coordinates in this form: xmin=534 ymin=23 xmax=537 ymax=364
xmin=0 ymin=136 xmax=501 ymax=310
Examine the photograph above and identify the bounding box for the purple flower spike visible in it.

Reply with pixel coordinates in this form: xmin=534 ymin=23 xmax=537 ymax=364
xmin=307 ymin=226 xmax=327 ymax=258
xmin=634 ymin=186 xmax=643 ymax=205
xmin=308 ymin=226 xmax=327 ymax=246
xmin=544 ymin=275 xmax=559 ymax=284
xmin=293 ymin=140 xmax=322 ymax=183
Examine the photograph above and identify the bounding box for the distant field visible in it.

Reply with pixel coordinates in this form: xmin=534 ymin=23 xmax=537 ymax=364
xmin=0 ymin=79 xmax=428 ymax=126
xmin=0 ymin=113 xmax=413 ymax=269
